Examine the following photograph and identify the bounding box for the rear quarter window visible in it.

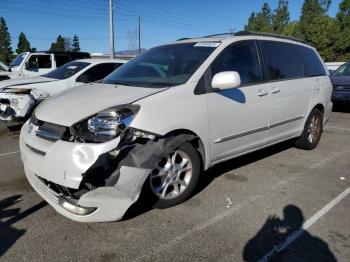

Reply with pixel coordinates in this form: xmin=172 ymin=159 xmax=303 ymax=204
xmin=295 ymin=46 xmax=327 ymax=77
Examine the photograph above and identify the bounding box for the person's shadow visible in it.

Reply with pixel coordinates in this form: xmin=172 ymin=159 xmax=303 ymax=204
xmin=243 ymin=205 xmax=337 ymax=262
xmin=0 ymin=195 xmax=47 ymax=257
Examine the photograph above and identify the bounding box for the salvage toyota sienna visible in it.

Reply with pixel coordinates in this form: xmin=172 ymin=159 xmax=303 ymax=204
xmin=20 ymin=32 xmax=333 ymax=222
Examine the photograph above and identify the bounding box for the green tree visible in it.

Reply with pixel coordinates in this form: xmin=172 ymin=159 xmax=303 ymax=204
xmin=0 ymin=17 xmax=13 ymax=64
xmin=300 ymin=0 xmax=331 ymax=36
xmin=49 ymin=35 xmax=66 ymax=51
xmin=16 ymin=32 xmax=31 ymax=54
xmin=245 ymin=3 xmax=273 ymax=32
xmin=282 ymin=21 xmax=301 ymax=38
xmin=272 ymin=0 xmax=290 ymax=34
xmin=306 ymin=15 xmax=339 ymax=61
xmin=335 ymin=0 xmax=350 ymax=60
xmin=71 ymin=34 xmax=80 ymax=52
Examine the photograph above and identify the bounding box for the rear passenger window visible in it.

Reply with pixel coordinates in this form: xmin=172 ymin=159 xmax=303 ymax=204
xmin=211 ymin=41 xmax=261 ymax=86
xmin=77 ymin=63 xmax=123 ymax=83
xmin=296 ymin=46 xmax=326 ymax=77
xmin=260 ymin=41 xmax=303 ymax=81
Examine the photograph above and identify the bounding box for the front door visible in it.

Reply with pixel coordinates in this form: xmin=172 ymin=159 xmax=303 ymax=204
xmin=23 ymin=54 xmax=53 ymax=77
xmin=206 ymin=40 xmax=269 ymax=162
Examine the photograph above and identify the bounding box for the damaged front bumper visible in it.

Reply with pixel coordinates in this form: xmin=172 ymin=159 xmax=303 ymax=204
xmin=0 ymin=93 xmax=35 ymax=121
xmin=20 ymin=121 xmax=151 ymax=222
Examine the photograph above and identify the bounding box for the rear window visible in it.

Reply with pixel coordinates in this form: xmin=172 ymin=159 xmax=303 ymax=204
xmin=296 ymin=46 xmax=327 ymax=77
xmin=260 ymin=41 xmax=303 ymax=81
xmin=43 ymin=61 xmax=90 ymax=80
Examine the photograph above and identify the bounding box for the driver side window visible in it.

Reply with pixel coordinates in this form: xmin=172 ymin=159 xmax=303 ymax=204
xmin=211 ymin=41 xmax=262 ymax=86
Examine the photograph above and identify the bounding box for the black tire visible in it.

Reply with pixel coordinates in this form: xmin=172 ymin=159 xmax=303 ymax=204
xmin=7 ymin=125 xmax=22 ymax=131
xmin=151 ymin=142 xmax=201 ymax=209
xmin=294 ymin=108 xmax=323 ymax=150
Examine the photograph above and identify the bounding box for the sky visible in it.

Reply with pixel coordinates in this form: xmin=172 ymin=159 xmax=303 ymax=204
xmin=0 ymin=0 xmax=344 ymax=54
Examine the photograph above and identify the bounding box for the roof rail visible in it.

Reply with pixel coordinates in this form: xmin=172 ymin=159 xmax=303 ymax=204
xmin=234 ymin=31 xmax=309 ymax=44
xmin=176 ymin=37 xmax=191 ymax=41
xmin=176 ymin=31 xmax=309 ymax=45
xmin=202 ymin=33 xmax=236 ymax=38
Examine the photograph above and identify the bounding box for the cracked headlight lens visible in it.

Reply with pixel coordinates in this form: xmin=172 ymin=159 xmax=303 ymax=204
xmin=0 ymin=88 xmax=31 ymax=94
xmin=72 ymin=104 xmax=140 ymax=143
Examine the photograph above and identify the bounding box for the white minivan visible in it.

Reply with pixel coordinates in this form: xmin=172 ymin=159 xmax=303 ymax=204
xmin=20 ymin=32 xmax=333 ymax=222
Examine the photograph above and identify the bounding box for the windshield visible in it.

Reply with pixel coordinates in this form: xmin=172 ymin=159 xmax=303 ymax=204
xmin=102 ymin=42 xmax=218 ymax=87
xmin=10 ymin=53 xmax=27 ymax=67
xmin=334 ymin=63 xmax=350 ymax=76
xmin=43 ymin=61 xmax=90 ymax=80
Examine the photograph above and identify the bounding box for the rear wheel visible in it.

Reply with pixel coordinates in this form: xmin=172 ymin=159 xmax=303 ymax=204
xmin=150 ymin=142 xmax=201 ymax=209
xmin=294 ymin=108 xmax=323 ymax=150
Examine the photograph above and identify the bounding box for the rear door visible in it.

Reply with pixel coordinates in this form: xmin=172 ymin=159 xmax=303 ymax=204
xmin=206 ymin=40 xmax=270 ymax=162
xmin=259 ymin=41 xmax=311 ymax=143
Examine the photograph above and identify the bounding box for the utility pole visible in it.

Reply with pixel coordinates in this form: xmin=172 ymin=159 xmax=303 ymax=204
xmin=109 ymin=0 xmax=115 ymax=59
xmin=228 ymin=28 xmax=236 ymax=35
xmin=138 ymin=16 xmax=141 ymax=55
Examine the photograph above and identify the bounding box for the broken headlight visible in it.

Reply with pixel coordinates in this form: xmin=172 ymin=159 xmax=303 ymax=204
xmin=72 ymin=104 xmax=140 ymax=143
xmin=0 ymin=88 xmax=31 ymax=94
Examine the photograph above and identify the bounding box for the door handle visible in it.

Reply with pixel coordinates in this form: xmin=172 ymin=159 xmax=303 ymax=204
xmin=271 ymin=87 xmax=280 ymax=94
xmin=257 ymin=89 xmax=268 ymax=97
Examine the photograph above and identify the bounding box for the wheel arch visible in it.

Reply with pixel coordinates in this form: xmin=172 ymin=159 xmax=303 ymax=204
xmin=164 ymin=129 xmax=207 ymax=171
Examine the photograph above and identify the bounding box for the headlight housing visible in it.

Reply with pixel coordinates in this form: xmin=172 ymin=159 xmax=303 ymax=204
xmin=72 ymin=104 xmax=140 ymax=143
xmin=0 ymin=88 xmax=31 ymax=94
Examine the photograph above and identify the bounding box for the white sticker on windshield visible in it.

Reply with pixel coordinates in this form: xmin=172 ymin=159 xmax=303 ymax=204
xmin=67 ymin=66 xmax=78 ymax=69
xmin=194 ymin=42 xmax=221 ymax=47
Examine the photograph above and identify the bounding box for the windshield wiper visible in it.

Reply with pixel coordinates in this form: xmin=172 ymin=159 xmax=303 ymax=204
xmin=110 ymin=81 xmax=134 ymax=86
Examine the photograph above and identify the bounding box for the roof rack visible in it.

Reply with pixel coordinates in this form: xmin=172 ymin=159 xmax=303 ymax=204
xmin=234 ymin=31 xmax=309 ymax=44
xmin=202 ymin=33 xmax=236 ymax=38
xmin=176 ymin=31 xmax=309 ymax=45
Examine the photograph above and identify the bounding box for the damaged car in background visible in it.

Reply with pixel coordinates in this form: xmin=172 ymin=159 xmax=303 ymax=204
xmin=20 ymin=32 xmax=332 ymax=222
xmin=0 ymin=59 xmax=126 ymax=129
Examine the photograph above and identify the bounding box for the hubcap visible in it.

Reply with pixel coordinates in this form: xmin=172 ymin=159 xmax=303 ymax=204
xmin=150 ymin=150 xmax=192 ymax=200
xmin=307 ymin=115 xmax=321 ymax=144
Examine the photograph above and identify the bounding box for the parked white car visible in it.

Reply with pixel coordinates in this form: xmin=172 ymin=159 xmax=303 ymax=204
xmin=20 ymin=32 xmax=333 ymax=222
xmin=0 ymin=60 xmax=9 ymax=72
xmin=0 ymin=59 xmax=126 ymax=126
xmin=0 ymin=51 xmax=90 ymax=81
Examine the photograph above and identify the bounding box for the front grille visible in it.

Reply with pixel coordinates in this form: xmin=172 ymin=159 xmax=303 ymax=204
xmin=0 ymin=98 xmax=10 ymax=105
xmin=333 ymin=85 xmax=350 ymax=92
xmin=38 ymin=177 xmax=88 ymax=199
xmin=30 ymin=114 xmax=69 ymax=142
xmin=36 ymin=122 xmax=68 ymax=142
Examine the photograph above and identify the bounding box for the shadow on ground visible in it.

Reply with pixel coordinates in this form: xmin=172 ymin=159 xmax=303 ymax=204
xmin=333 ymin=104 xmax=350 ymax=113
xmin=243 ymin=205 xmax=336 ymax=262
xmin=0 ymin=195 xmax=47 ymax=257
xmin=124 ymin=139 xmax=295 ymax=220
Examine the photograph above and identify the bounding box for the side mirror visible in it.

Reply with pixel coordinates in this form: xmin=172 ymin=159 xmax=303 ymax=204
xmin=212 ymin=71 xmax=241 ymax=90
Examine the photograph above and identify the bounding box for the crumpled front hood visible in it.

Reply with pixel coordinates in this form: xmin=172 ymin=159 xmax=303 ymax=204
xmin=35 ymin=83 xmax=167 ymax=126
xmin=330 ymin=76 xmax=350 ymax=86
xmin=0 ymin=76 xmax=56 ymax=89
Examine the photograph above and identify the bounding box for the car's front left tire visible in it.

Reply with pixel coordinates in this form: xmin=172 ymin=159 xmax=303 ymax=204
xmin=149 ymin=142 xmax=201 ymax=209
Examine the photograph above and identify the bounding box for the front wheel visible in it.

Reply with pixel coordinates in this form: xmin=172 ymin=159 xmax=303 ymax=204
xmin=294 ymin=108 xmax=323 ymax=150
xmin=150 ymin=142 xmax=201 ymax=209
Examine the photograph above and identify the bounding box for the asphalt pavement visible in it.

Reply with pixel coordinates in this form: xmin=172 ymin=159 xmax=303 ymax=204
xmin=0 ymin=110 xmax=349 ymax=262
